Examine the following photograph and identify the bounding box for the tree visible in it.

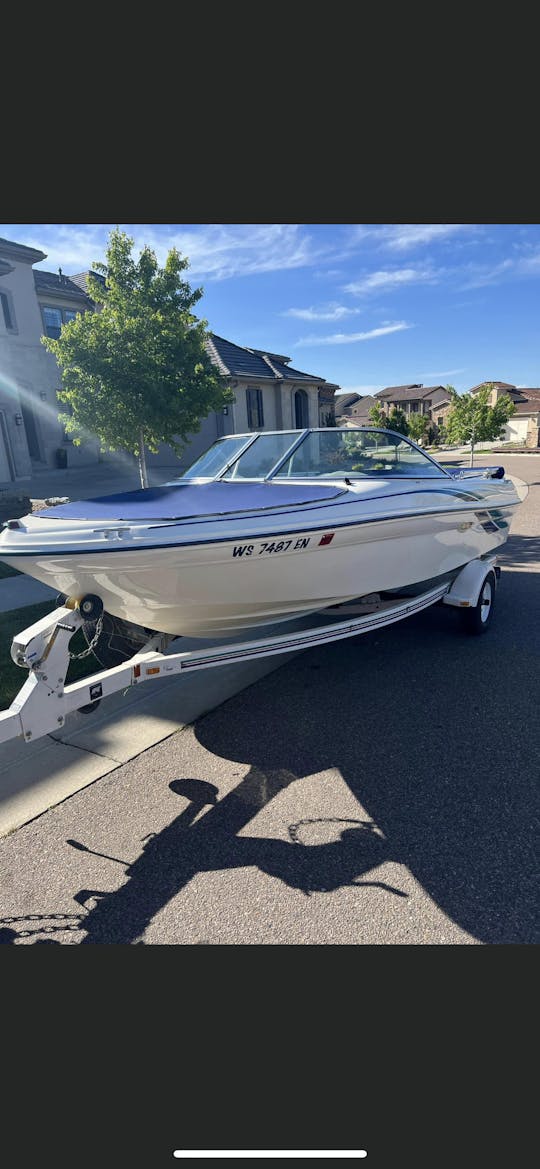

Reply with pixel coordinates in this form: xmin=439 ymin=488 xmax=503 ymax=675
xmin=368 ymin=402 xmax=390 ymax=429
xmin=386 ymin=406 xmax=409 ymax=436
xmin=444 ymin=384 xmax=516 ymax=466
xmin=404 ymin=412 xmax=428 ymax=445
xmin=42 ymin=228 xmax=233 ymax=487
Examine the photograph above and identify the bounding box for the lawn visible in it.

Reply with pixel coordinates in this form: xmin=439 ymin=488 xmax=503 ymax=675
xmin=0 ymin=601 xmax=101 ymax=710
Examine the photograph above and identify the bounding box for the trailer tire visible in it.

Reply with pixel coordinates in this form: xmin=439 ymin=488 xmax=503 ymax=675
xmin=461 ymin=570 xmax=496 ymax=635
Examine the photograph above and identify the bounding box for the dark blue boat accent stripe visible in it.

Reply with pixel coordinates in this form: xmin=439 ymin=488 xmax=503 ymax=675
xmin=3 ymin=503 xmax=517 ymax=558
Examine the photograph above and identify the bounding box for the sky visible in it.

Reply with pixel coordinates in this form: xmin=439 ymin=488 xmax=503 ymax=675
xmin=1 ymin=222 xmax=539 ymax=396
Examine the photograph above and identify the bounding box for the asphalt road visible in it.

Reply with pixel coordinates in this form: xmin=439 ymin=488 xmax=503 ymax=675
xmin=0 ymin=453 xmax=538 ymax=945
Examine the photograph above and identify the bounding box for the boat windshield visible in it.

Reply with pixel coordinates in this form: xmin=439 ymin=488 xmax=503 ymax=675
xmin=179 ymin=429 xmax=449 ymax=481
xmin=273 ymin=430 xmax=449 ymax=478
xmin=178 ymin=435 xmax=253 ymax=479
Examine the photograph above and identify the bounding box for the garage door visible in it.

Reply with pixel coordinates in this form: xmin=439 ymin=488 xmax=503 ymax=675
xmin=505 ymin=417 xmax=528 ymax=443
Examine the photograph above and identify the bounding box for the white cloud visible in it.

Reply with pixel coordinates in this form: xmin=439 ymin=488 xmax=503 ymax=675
xmin=282 ymin=303 xmax=362 ymax=321
xmin=0 ymin=223 xmax=328 ymax=282
xmin=459 ymin=249 xmax=540 ymax=289
xmin=459 ymin=259 xmax=515 ymax=289
xmin=344 ymin=267 xmax=440 ymax=295
xmin=352 ymin=224 xmax=475 ymax=251
xmin=417 ymin=368 xmax=467 ymax=378
xmin=376 ymin=224 xmax=472 ymax=251
xmin=295 ymin=322 xmax=412 ymax=346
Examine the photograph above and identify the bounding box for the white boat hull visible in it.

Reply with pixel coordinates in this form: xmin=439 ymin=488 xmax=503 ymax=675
xmin=0 ymin=487 xmax=519 ymax=636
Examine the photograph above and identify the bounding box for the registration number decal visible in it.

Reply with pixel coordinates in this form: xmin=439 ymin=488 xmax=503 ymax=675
xmin=232 ymin=536 xmax=311 ymax=558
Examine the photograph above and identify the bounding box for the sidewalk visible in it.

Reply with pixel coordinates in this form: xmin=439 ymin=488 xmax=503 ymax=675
xmin=0 ymin=574 xmax=56 ymax=612
xmin=6 ymin=457 xmax=183 ymax=502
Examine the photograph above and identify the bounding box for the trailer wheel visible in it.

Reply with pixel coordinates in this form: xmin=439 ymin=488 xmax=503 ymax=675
xmin=461 ymin=570 xmax=496 ymax=635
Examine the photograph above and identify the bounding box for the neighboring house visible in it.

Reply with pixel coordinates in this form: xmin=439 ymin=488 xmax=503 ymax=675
xmin=334 ymin=384 xmax=452 ymax=431
xmin=345 ymin=394 xmax=379 ymax=424
xmin=335 ymin=392 xmax=379 ymax=425
xmin=0 ymin=237 xmax=99 ymax=486
xmin=0 ymin=232 xmax=340 ymax=486
xmin=374 ymin=384 xmax=453 ymax=431
xmin=334 ymin=392 xmax=362 ymax=419
xmin=469 ymin=381 xmax=540 ymax=447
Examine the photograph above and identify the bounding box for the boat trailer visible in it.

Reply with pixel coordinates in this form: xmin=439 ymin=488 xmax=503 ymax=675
xmin=0 ymin=556 xmax=499 ymax=748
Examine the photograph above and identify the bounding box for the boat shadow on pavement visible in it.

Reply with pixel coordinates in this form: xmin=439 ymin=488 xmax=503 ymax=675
xmin=0 ymin=544 xmax=538 ymax=946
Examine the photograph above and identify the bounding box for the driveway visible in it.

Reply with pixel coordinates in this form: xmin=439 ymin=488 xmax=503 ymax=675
xmin=0 ymin=453 xmax=538 ymax=945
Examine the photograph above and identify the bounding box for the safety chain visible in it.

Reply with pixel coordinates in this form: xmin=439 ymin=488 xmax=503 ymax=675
xmin=69 ymin=610 xmax=104 ymax=660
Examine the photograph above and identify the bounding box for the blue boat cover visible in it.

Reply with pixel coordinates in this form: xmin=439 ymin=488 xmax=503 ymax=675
xmin=37 ymin=481 xmax=345 ymax=522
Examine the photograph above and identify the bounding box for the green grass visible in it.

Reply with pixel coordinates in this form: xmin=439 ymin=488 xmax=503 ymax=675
xmin=0 ymin=561 xmax=21 ymax=579
xmin=0 ymin=601 xmax=101 ymax=710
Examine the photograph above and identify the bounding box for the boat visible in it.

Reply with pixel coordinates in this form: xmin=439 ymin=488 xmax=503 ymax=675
xmin=0 ymin=428 xmax=527 ymax=665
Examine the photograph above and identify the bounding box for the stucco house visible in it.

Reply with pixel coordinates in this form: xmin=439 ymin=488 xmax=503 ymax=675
xmin=0 ymin=237 xmax=99 ymax=485
xmin=469 ymin=381 xmax=540 ymax=447
xmin=0 ymin=233 xmax=339 ymax=487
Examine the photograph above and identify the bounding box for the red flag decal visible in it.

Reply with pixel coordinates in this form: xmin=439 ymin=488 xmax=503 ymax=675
xmin=319 ymin=532 xmax=335 ymax=546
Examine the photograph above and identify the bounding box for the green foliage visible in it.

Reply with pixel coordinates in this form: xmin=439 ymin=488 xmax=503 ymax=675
xmin=386 ymin=406 xmax=409 ymax=436
xmin=368 ymin=402 xmax=390 ymax=429
xmin=404 ymin=412 xmax=428 ymax=444
xmin=445 ymin=384 xmax=516 ymax=464
xmin=42 ymin=228 xmax=233 ymax=482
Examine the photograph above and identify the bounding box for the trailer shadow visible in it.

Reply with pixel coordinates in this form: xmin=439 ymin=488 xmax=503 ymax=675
xmin=48 ymin=557 xmax=536 ymax=946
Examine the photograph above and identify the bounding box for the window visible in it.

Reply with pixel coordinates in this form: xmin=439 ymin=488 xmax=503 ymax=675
xmin=0 ymin=290 xmax=17 ymax=333
xmin=41 ymin=305 xmax=79 ymax=338
xmin=246 ymin=387 xmax=264 ymax=429
xmin=294 ymin=388 xmax=309 ymax=428
xmin=437 ymin=416 xmax=444 ymax=427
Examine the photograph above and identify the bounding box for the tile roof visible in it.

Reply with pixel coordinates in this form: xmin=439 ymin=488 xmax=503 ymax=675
xmin=69 ymin=270 xmax=106 ymax=297
xmin=376 ymin=384 xmax=448 ymax=402
xmin=206 ymin=333 xmax=339 ymax=387
xmin=469 ymin=381 xmax=516 ymax=392
xmin=510 ymin=389 xmax=540 ymax=414
xmin=334 ymin=392 xmax=362 ymax=413
xmin=33 ymin=269 xmax=91 ymax=302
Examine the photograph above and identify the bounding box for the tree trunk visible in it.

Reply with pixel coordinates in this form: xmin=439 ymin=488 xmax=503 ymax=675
xmin=470 ymin=428 xmax=475 ymax=467
xmin=138 ymin=429 xmax=149 ymax=488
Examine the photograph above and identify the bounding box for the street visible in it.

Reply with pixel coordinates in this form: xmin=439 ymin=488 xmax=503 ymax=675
xmin=0 ymin=452 xmax=538 ymax=944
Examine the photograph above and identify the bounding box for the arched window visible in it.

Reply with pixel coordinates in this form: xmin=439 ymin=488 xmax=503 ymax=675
xmin=294 ymin=389 xmax=309 ymax=428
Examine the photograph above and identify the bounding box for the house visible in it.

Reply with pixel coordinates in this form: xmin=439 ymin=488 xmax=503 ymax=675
xmin=334 ymin=392 xmax=362 ymax=419
xmin=374 ymin=384 xmax=453 ymax=430
xmin=344 ymin=395 xmax=379 ymax=425
xmin=0 ymin=236 xmax=98 ymax=485
xmin=469 ymin=381 xmax=540 ymax=447
xmin=0 ymin=232 xmax=340 ymax=486
xmin=335 ymin=392 xmax=379 ymax=425
xmin=336 ymin=384 xmax=453 ymax=432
